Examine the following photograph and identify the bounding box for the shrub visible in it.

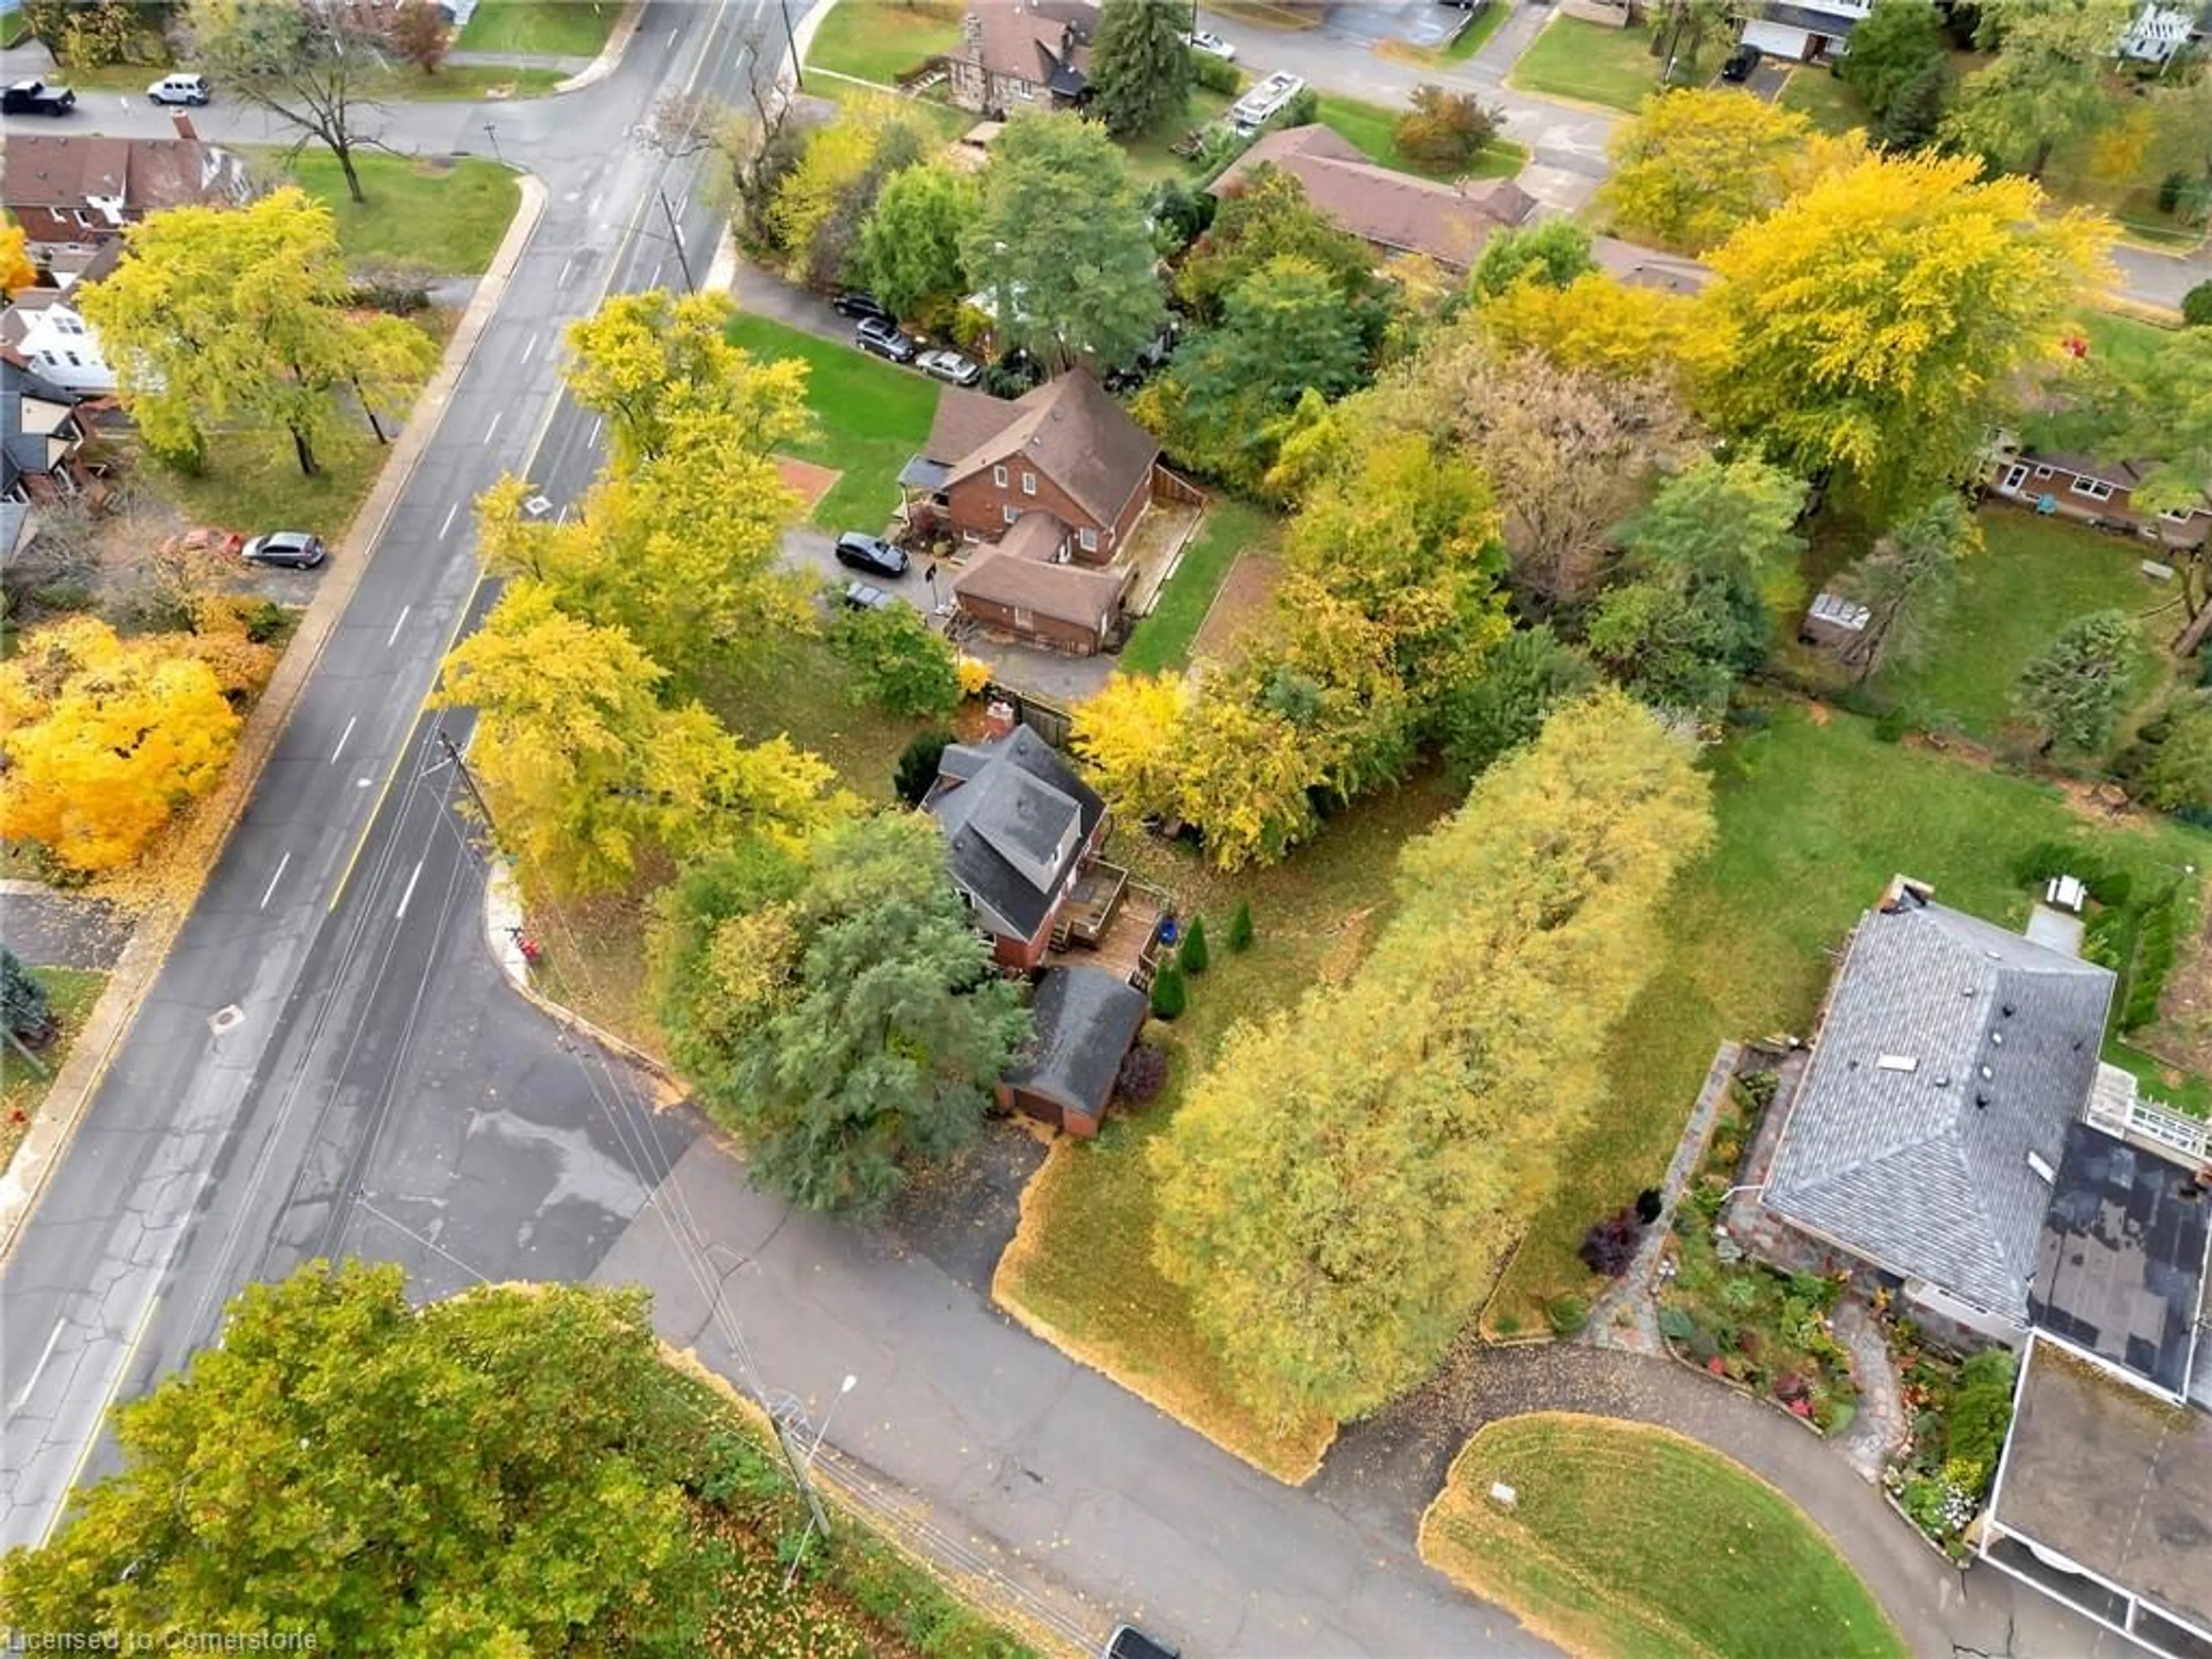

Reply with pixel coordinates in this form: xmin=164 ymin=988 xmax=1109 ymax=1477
xmin=828 ymin=600 xmax=961 ymax=718
xmin=893 ymin=730 xmax=954 ymax=808
xmin=1149 ymin=958 xmax=1187 ymax=1020
xmin=1658 ymin=1306 xmax=1696 ymax=1343
xmin=1178 ymin=913 xmax=1209 ymax=975
xmin=1635 ymin=1187 xmax=1664 ymax=1225
xmin=1116 ymin=1043 xmax=1169 ymax=1104
xmin=238 ymin=600 xmax=290 ymax=645
xmin=1226 ymin=897 xmax=1254 ymax=952
xmin=2186 ymin=280 xmax=2212 ymax=329
xmin=1874 ymin=706 xmax=1912 ymax=744
xmin=1392 ymin=83 xmax=1501 ymax=173
xmin=1577 ymin=1207 xmax=1644 ymax=1278
xmin=1279 ymin=86 xmax=1320 ymax=129
xmin=1191 ymin=50 xmax=1240 ymax=94
xmin=2 ymin=947 xmax=56 ymax=1046
xmin=1547 ymin=1296 xmax=1590 ymax=1338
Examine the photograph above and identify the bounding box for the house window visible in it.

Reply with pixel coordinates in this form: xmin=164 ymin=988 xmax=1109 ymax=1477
xmin=2162 ymin=507 xmax=2197 ymax=524
xmin=1999 ymin=463 xmax=2029 ymax=494
xmin=993 ymin=464 xmax=1007 ymax=487
xmin=1002 ymin=505 xmax=1018 ymax=525
xmin=54 ymin=315 xmax=84 ymax=336
xmin=1013 ymin=607 xmax=1035 ymax=629
xmin=1021 ymin=471 xmax=1036 ymax=496
xmin=64 ymin=352 xmax=80 ymax=368
xmin=2070 ymin=476 xmax=2114 ymax=501
xmin=2033 ymin=465 xmax=2054 ymax=480
xmin=1078 ymin=526 xmax=1098 ymax=552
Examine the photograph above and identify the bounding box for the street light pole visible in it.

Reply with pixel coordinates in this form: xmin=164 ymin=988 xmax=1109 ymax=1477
xmin=781 ymin=1374 xmax=857 ymax=1593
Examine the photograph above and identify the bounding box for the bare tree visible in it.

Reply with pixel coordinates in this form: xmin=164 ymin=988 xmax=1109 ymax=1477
xmin=641 ymin=56 xmax=810 ymax=251
xmin=190 ymin=0 xmax=394 ymax=205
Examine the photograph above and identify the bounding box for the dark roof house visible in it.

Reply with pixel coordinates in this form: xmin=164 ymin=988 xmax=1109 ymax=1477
xmin=926 ymin=721 xmax=1107 ymax=953
xmin=2 ymin=360 xmax=94 ymax=505
xmin=1206 ymin=124 xmax=1535 ymax=272
xmin=945 ymin=0 xmax=1097 ymax=114
xmin=999 ymin=965 xmax=1149 ymax=1137
xmin=1757 ymin=878 xmax=2116 ymax=1336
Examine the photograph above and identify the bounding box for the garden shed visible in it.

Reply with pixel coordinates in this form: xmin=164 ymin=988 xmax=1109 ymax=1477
xmin=998 ymin=965 xmax=1147 ymax=1138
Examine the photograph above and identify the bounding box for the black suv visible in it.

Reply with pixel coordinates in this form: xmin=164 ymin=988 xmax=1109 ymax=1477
xmin=4 ymin=79 xmax=77 ymax=116
xmin=1721 ymin=44 xmax=1759 ymax=82
xmin=835 ymin=531 xmax=909 ymax=579
xmin=831 ymin=290 xmax=891 ymax=322
xmin=854 ymin=316 xmax=918 ymax=363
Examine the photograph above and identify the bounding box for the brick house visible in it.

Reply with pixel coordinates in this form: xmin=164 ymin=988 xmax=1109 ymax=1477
xmin=1987 ymin=443 xmax=2211 ymax=552
xmin=2 ymin=120 xmax=252 ymax=263
xmin=923 ymin=709 xmax=1110 ymax=973
xmin=1206 ymin=124 xmax=1536 ymax=273
xmin=950 ymin=513 xmax=1135 ymax=656
xmin=944 ymin=0 xmax=1097 ymax=116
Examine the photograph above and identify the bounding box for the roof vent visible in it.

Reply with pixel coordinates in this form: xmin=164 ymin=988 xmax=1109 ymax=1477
xmin=2001 ymin=1002 xmax=2016 ymax=1018
xmin=1976 ymin=1093 xmax=1990 ymax=1109
xmin=1980 ymin=1065 xmax=1994 ymax=1080
xmin=1991 ymin=1031 xmax=2005 ymax=1047
xmin=1877 ymin=1054 xmax=1918 ymax=1073
xmin=1934 ymin=1075 xmax=1950 ymax=1088
xmin=2028 ymin=1150 xmax=2056 ymax=1184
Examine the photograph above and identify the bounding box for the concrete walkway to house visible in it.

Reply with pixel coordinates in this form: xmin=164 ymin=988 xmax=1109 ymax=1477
xmin=1314 ymin=1340 xmax=2120 ymax=1658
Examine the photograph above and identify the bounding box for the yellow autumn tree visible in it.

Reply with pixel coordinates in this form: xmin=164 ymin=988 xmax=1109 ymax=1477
xmin=1476 ymin=271 xmax=1720 ymax=392
xmin=770 ymin=96 xmax=931 ymax=288
xmin=1151 ymin=691 xmax=1714 ymax=1423
xmin=560 ymin=289 xmax=811 ymax=468
xmin=1701 ymin=151 xmax=2111 ymax=513
xmin=0 ymin=224 xmax=36 ymax=296
xmin=0 ymin=619 xmax=240 ymax=874
xmin=1601 ymin=89 xmax=1865 ymax=255
xmin=1070 ymin=672 xmax=1192 ymax=824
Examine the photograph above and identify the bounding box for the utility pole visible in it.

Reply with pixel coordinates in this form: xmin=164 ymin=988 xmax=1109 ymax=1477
xmin=437 ymin=728 xmax=498 ymax=841
xmin=482 ymin=120 xmax=503 ymax=164
xmin=658 ymin=189 xmax=697 ymax=294
xmin=780 ymin=0 xmax=805 ymax=90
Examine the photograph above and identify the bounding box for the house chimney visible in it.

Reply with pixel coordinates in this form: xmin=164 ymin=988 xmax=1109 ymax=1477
xmin=170 ymin=110 xmax=199 ymax=142
xmin=984 ymin=698 xmax=1017 ymax=741
xmin=961 ymin=9 xmax=983 ymax=43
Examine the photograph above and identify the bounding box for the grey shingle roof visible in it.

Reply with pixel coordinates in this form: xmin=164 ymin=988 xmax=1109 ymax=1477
xmin=1004 ymin=965 xmax=1147 ymax=1122
xmin=1764 ymin=894 xmax=2115 ymax=1320
xmin=925 ymin=724 xmax=1104 ymax=942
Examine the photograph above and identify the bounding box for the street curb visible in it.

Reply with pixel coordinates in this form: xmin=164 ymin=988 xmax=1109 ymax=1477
xmin=554 ymin=0 xmax=645 ymax=94
xmin=0 ymin=173 xmax=550 ymax=1269
xmin=481 ymin=864 xmax=687 ymax=1109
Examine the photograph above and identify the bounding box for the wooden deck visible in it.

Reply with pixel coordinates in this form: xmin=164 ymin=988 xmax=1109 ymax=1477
xmin=1048 ymin=885 xmax=1165 ymax=985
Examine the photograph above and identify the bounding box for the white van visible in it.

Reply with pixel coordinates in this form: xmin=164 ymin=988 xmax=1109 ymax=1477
xmin=147 ymin=73 xmax=211 ymax=106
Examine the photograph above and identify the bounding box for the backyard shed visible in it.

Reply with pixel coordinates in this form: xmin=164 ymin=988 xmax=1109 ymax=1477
xmin=999 ymin=965 xmax=1147 ymax=1137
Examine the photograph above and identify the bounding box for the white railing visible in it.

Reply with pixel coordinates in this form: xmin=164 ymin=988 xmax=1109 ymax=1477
xmin=2087 ymin=1086 xmax=2211 ymax=1164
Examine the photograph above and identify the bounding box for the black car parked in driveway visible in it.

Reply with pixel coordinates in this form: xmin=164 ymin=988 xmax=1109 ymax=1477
xmin=4 ymin=79 xmax=77 ymax=115
xmin=1721 ymin=44 xmax=1759 ymax=82
xmin=854 ymin=316 xmax=918 ymax=363
xmin=831 ymin=290 xmax=892 ymax=322
xmin=835 ymin=531 xmax=909 ymax=579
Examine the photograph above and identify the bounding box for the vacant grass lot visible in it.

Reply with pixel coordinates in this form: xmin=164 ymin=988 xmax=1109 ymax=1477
xmin=0 ymin=968 xmax=107 ymax=1176
xmin=1872 ymin=509 xmax=2167 ymax=746
xmin=805 ymin=0 xmax=963 ymax=84
xmin=258 ymin=151 xmax=521 ymax=275
xmin=1490 ymin=700 xmax=2212 ymax=1330
xmin=1508 ymin=14 xmax=1659 ymax=112
xmin=1120 ymin=500 xmax=1275 ymax=675
xmin=456 ymin=0 xmax=620 ymax=58
xmin=1315 ymin=93 xmax=1528 ymax=180
xmin=724 ymin=313 xmax=941 ymax=531
xmin=995 ymin=778 xmax=1463 ymax=1479
xmin=1778 ymin=64 xmax=1867 ymax=135
xmin=1421 ymin=1414 xmax=1908 ymax=1659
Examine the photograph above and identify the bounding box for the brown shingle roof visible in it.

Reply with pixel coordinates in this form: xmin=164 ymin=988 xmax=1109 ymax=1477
xmin=1591 ymin=234 xmax=1715 ymax=296
xmin=956 ymin=0 xmax=1096 ymax=89
xmin=924 ymin=384 xmax=1020 ymax=467
xmin=955 ymin=516 xmax=1131 ymax=628
xmin=1206 ymin=124 xmax=1534 ymax=271
xmin=1 ymin=135 xmax=248 ymax=218
xmin=955 ymin=371 xmax=1159 ymax=528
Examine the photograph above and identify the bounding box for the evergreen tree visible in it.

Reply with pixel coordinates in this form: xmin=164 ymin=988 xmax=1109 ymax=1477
xmin=1227 ymin=899 xmax=1255 ymax=952
xmin=1 ymin=948 xmax=54 ymax=1046
xmin=2015 ymin=611 xmax=2141 ymax=756
xmin=1150 ymin=957 xmax=1187 ymax=1020
xmin=1088 ymin=0 xmax=1193 ymax=139
xmin=1179 ymin=914 xmax=1209 ymax=976
xmin=893 ymin=730 xmax=954 ymax=808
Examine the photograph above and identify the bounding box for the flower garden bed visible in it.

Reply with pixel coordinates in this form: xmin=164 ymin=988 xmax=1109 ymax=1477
xmin=1657 ymin=1072 xmax=1862 ymax=1437
xmin=1878 ymin=1319 xmax=2017 ymax=1562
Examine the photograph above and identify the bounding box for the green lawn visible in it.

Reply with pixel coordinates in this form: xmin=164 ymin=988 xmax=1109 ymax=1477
xmin=1490 ymin=700 xmax=2212 ymax=1330
xmin=1315 ymin=92 xmax=1528 ymax=180
xmin=1120 ymin=500 xmax=1274 ymax=675
xmin=456 ymin=0 xmax=620 ymax=58
xmin=256 ymin=151 xmax=521 ymax=275
xmin=1421 ymin=1414 xmax=1908 ymax=1659
xmin=723 ymin=313 xmax=941 ymax=531
xmin=2 ymin=8 xmax=35 ymax=47
xmin=1778 ymin=64 xmax=1867 ymax=137
xmin=1508 ymin=14 xmax=1660 ymax=113
xmin=1120 ymin=83 xmax=1239 ymax=184
xmin=995 ymin=779 xmax=1461 ymax=1479
xmin=1 ymin=968 xmax=107 ymax=1177
xmin=1871 ymin=509 xmax=2168 ymax=748
xmin=1444 ymin=0 xmax=1515 ymax=61
xmin=804 ymin=0 xmax=963 ymax=85
xmin=384 ymin=64 xmax=567 ymax=100
xmin=712 ymin=634 xmax=934 ymax=805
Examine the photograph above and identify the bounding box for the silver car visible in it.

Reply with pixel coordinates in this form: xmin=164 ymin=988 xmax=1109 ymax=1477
xmin=240 ymin=531 xmax=327 ymax=570
xmin=917 ymin=348 xmax=983 ymax=387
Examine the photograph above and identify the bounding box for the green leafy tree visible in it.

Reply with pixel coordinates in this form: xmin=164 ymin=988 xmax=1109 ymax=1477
xmin=893 ymin=729 xmax=954 ymax=806
xmin=1179 ymin=914 xmax=1209 ymax=975
xmin=1227 ymin=899 xmax=1255 ymax=951
xmin=188 ymin=0 xmax=393 ymax=204
xmin=1831 ymin=492 xmax=1978 ymax=680
xmin=1150 ymin=691 xmax=1713 ymax=1422
xmin=2186 ymin=281 xmax=2212 ymax=328
xmin=1842 ymin=0 xmax=1947 ymax=124
xmin=1585 ymin=579 xmax=1738 ymax=717
xmin=1941 ymin=0 xmax=2134 ymax=179
xmin=1 ymin=948 xmax=55 ymax=1046
xmin=1622 ymin=453 xmax=1807 ymax=634
xmin=2075 ymin=325 xmax=2212 ymax=641
xmin=861 ymin=162 xmax=978 ymax=317
xmin=1392 ymin=84 xmax=1502 ymax=173
xmin=1880 ymin=54 xmax=1948 ymax=150
xmin=1468 ymin=220 xmax=1597 ymax=302
xmin=828 ymin=599 xmax=963 ymax=719
xmin=1437 ymin=623 xmax=1598 ymax=782
xmin=690 ymin=813 xmax=1031 ymax=1218
xmin=2014 ymin=609 xmax=2141 ymax=754
xmin=1087 ymin=0 xmax=1192 ymax=138
xmin=1176 ymin=165 xmax=1378 ymax=324
xmin=82 ymin=188 xmax=434 ymax=475
xmin=961 ymin=113 xmax=1166 ymax=370
xmin=2135 ymin=700 xmax=2212 ymax=813
xmin=1150 ymin=956 xmax=1187 ymax=1019
xmin=0 ymin=1263 xmax=722 ymax=1654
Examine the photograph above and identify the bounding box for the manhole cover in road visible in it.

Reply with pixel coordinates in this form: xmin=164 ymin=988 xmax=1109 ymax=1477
xmin=523 ymin=494 xmax=553 ymax=518
xmin=209 ymin=1005 xmax=244 ymax=1035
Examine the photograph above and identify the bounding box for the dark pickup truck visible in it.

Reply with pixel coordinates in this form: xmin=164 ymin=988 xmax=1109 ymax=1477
xmin=4 ymin=79 xmax=78 ymax=116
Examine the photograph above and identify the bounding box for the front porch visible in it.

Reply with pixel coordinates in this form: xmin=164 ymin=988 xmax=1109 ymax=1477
xmin=1047 ymin=861 xmax=1171 ymax=988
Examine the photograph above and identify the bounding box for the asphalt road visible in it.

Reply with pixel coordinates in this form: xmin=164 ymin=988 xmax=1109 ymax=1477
xmin=0 ymin=0 xmax=760 ymax=1547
